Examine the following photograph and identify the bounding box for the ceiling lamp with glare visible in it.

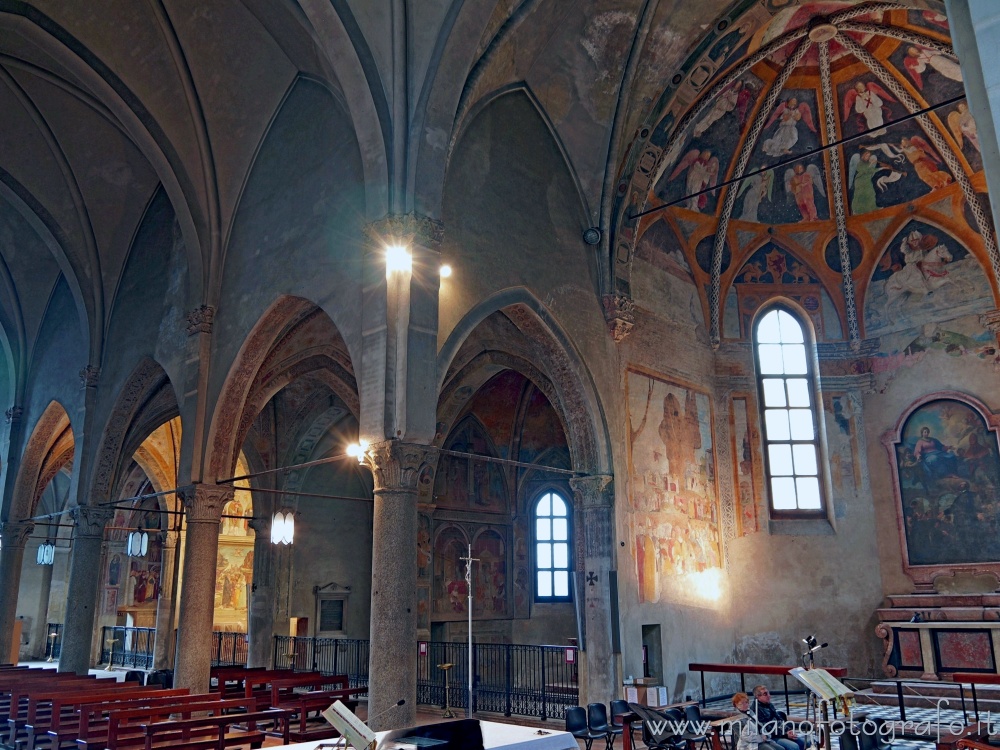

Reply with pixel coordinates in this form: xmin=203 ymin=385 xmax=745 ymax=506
xmin=271 ymin=510 xmax=295 ymax=545
xmin=385 ymin=245 xmax=412 ymax=276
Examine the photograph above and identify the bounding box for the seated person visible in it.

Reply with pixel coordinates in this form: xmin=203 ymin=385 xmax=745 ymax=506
xmin=751 ymin=685 xmax=805 ymax=750
xmin=732 ymin=692 xmax=783 ymax=750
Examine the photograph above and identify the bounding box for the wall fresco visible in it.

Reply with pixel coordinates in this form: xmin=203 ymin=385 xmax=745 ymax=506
xmin=433 ymin=418 xmax=508 ymax=513
xmin=730 ymin=395 xmax=760 ymax=536
xmin=215 ymin=489 xmax=254 ymax=631
xmin=627 ymin=369 xmax=720 ymax=603
xmin=895 ymin=398 xmax=1000 ymax=566
xmin=433 ymin=526 xmax=470 ymax=617
xmin=865 ymin=221 xmax=992 ymax=336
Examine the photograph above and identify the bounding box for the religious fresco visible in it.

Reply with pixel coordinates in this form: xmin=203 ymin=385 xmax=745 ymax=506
xmin=893 ymin=398 xmax=1000 ymax=566
xmin=612 ymin=1 xmax=999 ymax=352
xmin=733 ymin=243 xmax=825 ymax=337
xmin=511 ymin=521 xmax=530 ymax=617
xmin=865 ymin=220 xmax=992 ymax=336
xmin=215 ymin=488 xmax=254 ymax=631
xmin=433 ymin=418 xmax=508 ymax=513
xmin=417 ymin=513 xmax=432 ymax=579
xmin=432 ymin=526 xmax=470 ymax=617
xmin=472 ymin=530 xmax=507 ymax=618
xmin=626 ymin=369 xmax=721 ymax=603
xmin=105 ymin=497 xmax=163 ymax=618
xmin=729 ymin=395 xmax=760 ymax=536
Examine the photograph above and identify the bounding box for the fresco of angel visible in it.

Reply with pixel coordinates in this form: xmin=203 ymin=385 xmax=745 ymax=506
xmin=762 ymin=97 xmax=816 ymax=157
xmin=948 ymin=103 xmax=980 ymax=153
xmin=903 ymin=46 xmax=963 ymax=89
xmin=784 ymin=163 xmax=824 ymax=222
xmin=736 ymin=170 xmax=773 ymax=222
xmin=694 ymin=80 xmax=757 ymax=136
xmin=848 ymin=150 xmax=903 ymax=214
xmin=668 ymin=149 xmax=720 ymax=212
xmin=842 ymin=80 xmax=895 ymax=136
xmin=865 ymin=136 xmax=952 ymax=190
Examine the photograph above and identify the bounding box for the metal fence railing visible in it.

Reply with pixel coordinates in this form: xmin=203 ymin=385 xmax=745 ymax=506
xmin=211 ymin=631 xmax=248 ymax=667
xmin=272 ymin=636 xmax=578 ymax=720
xmin=44 ymin=623 xmax=62 ymax=661
xmin=100 ymin=626 xmax=155 ymax=669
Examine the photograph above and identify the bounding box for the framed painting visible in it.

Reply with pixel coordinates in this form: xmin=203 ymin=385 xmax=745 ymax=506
xmin=883 ymin=392 xmax=1000 ymax=588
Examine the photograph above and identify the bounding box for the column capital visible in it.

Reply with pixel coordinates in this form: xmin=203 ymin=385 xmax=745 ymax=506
xmin=72 ymin=506 xmax=113 ymax=538
xmin=363 ymin=212 xmax=444 ymax=249
xmin=0 ymin=520 xmax=34 ymax=549
xmin=4 ymin=406 xmax=22 ymax=424
xmin=79 ymin=365 xmax=101 ymax=389
xmin=602 ymin=294 xmax=636 ymax=342
xmin=247 ymin=516 xmax=270 ymax=535
xmin=160 ymin=529 xmax=181 ymax=549
xmin=363 ymin=440 xmax=432 ymax=494
xmin=569 ymin=475 xmax=614 ymax=508
xmin=178 ymin=484 xmax=233 ymax=523
xmin=186 ymin=305 xmax=215 ymax=336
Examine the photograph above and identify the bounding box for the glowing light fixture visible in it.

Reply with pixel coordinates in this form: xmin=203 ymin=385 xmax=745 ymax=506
xmin=385 ymin=245 xmax=412 ymax=276
xmin=439 ymin=264 xmax=452 ymax=278
xmin=36 ymin=541 xmax=55 ymax=566
xmin=271 ymin=510 xmax=295 ymax=545
xmin=346 ymin=439 xmax=370 ymax=464
xmin=126 ymin=529 xmax=149 ymax=558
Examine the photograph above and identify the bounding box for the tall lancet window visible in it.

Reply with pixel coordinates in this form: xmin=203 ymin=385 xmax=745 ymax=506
xmin=755 ymin=306 xmax=825 ymax=517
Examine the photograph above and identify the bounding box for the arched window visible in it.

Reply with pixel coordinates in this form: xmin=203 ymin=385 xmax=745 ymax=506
xmin=754 ymin=307 xmax=825 ymax=516
xmin=533 ymin=491 xmax=571 ymax=601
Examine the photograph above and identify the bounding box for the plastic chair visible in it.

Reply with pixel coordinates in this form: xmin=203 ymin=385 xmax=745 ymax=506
xmin=567 ymin=706 xmax=606 ymax=750
xmin=684 ymin=703 xmax=712 ymax=750
xmin=589 ymin=702 xmax=614 ymax=749
xmin=858 ymin=716 xmax=892 ymax=750
xmin=609 ymin=699 xmax=629 ymax=747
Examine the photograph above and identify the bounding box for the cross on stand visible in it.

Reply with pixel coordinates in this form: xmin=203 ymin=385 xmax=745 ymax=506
xmin=460 ymin=544 xmax=479 ymax=718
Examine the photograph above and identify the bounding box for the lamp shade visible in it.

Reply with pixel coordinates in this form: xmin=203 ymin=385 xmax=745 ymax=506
xmin=36 ymin=541 xmax=55 ymax=565
xmin=271 ymin=511 xmax=294 ymax=545
xmin=127 ymin=529 xmax=149 ymax=557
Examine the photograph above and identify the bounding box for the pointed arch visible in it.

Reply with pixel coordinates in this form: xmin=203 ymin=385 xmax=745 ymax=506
xmin=9 ymin=400 xmax=71 ymax=521
xmin=438 ymin=287 xmax=610 ymax=475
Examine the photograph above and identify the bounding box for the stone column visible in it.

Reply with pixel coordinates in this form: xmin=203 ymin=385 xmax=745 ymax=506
xmin=31 ymin=550 xmax=54 ymax=659
xmin=152 ymin=530 xmax=180 ymax=670
xmin=363 ymin=440 xmax=429 ymax=730
xmin=246 ymin=516 xmax=275 ymax=668
xmin=569 ymin=475 xmax=617 ymax=708
xmin=60 ymin=506 xmax=113 ymax=673
xmin=174 ymin=484 xmax=231 ymax=692
xmin=0 ymin=521 xmax=34 ymax=661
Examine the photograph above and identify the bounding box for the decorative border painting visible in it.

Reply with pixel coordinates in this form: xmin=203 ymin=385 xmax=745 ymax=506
xmin=883 ymin=392 xmax=1000 ymax=588
xmin=729 ymin=394 xmax=761 ymax=536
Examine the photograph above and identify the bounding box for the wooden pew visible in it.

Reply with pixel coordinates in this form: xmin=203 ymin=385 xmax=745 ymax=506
xmin=239 ymin=670 xmax=302 ymax=708
xmin=76 ymin=696 xmax=258 ymax=750
xmin=209 ymin=667 xmax=267 ymax=699
xmin=266 ymin=674 xmax=356 ymax=743
xmin=141 ymin=709 xmax=292 ymax=750
xmin=33 ymin=689 xmax=189 ymax=750
xmin=2 ymin=675 xmax=106 ymax=746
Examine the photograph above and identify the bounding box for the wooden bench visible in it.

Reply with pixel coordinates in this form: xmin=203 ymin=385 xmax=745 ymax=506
xmin=77 ymin=697 xmax=258 ymax=750
xmin=34 ymin=689 xmax=190 ymax=750
xmin=240 ymin=670 xmax=309 ymax=709
xmin=141 ymin=709 xmax=292 ymax=750
xmin=210 ymin=667 xmax=267 ymax=699
xmin=3 ymin=676 xmax=108 ymax=746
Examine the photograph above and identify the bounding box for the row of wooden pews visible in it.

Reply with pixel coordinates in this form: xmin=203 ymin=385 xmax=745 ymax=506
xmin=209 ymin=666 xmax=362 ymax=743
xmin=0 ymin=665 xmax=291 ymax=750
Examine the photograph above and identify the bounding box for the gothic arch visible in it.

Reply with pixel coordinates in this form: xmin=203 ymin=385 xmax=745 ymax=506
xmin=439 ymin=288 xmax=611 ymax=475
xmin=9 ymin=400 xmax=72 ymax=520
xmin=207 ymin=296 xmax=357 ymax=482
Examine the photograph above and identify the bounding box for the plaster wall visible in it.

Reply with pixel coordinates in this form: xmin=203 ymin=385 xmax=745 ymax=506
xmin=211 ymin=77 xmax=367 ymax=413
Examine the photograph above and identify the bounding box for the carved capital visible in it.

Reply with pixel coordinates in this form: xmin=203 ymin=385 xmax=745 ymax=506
xmin=364 ymin=212 xmax=444 ymax=249
xmin=186 ymin=305 xmax=215 ymax=336
xmin=247 ymin=516 xmax=270 ymax=535
xmin=72 ymin=506 xmax=114 ymax=538
xmin=602 ymin=294 xmax=636 ymax=342
xmin=79 ymin=365 xmax=100 ymax=389
xmin=0 ymin=520 xmax=34 ymax=549
xmin=363 ymin=440 xmax=431 ymax=494
xmin=4 ymin=406 xmax=22 ymax=424
xmin=178 ymin=484 xmax=233 ymax=523
xmin=980 ymin=309 xmax=1000 ymax=333
xmin=569 ymin=475 xmax=614 ymax=508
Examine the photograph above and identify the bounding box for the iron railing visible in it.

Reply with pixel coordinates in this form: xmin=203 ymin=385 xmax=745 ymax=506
xmin=44 ymin=623 xmax=62 ymax=660
xmin=211 ymin=631 xmax=249 ymax=667
xmin=272 ymin=636 xmax=578 ymax=720
xmin=100 ymin=626 xmax=155 ymax=669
